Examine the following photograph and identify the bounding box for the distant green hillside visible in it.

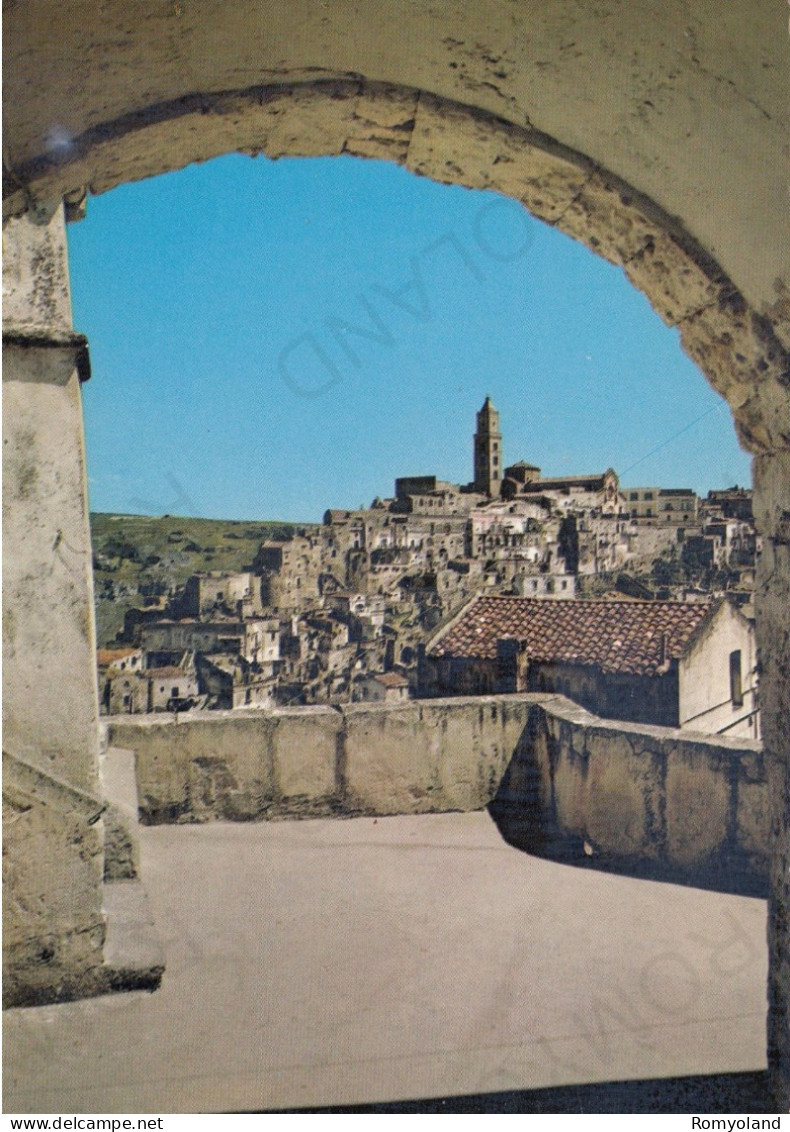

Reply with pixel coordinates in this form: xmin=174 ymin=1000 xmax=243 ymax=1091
xmin=90 ymin=513 xmax=304 ymax=645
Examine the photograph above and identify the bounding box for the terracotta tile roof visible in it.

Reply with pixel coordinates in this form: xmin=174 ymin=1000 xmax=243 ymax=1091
xmin=372 ymin=672 xmax=409 ymax=687
xmin=97 ymin=648 xmax=139 ymax=667
xmin=429 ymin=596 xmax=715 ymax=676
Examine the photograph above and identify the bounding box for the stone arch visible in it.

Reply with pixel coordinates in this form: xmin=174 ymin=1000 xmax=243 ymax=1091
xmin=5 ymin=79 xmax=789 ymax=452
xmin=4 ymin=6 xmax=789 ymax=1108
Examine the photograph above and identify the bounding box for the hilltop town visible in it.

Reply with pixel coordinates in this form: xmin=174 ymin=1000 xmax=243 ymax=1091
xmin=97 ymin=398 xmax=758 ymax=730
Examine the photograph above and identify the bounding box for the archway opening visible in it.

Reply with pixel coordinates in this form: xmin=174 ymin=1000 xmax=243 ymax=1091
xmin=4 ymin=77 xmax=783 ymax=1113
xmin=70 ymin=151 xmax=752 ymax=524
xmin=66 ymin=146 xmax=767 ymax=1061
xmin=5 ymin=0 xmax=789 ymax=1102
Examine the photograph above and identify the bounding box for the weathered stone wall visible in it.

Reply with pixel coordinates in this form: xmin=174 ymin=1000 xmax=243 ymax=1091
xmin=342 ymin=698 xmax=529 ymax=814
xmin=4 ymin=8 xmax=790 ymax=449
xmin=754 ymin=453 xmax=790 ymax=1102
xmin=3 ymin=79 xmax=787 ymax=455
xmin=3 ymin=208 xmax=106 ymax=1010
xmin=2 ymin=754 xmax=105 ymax=1008
xmin=490 ymin=697 xmax=767 ymax=897
xmin=108 ymin=696 xmax=767 ymax=899
xmin=108 ymin=697 xmax=537 ymax=822
xmin=4 ymin=3 xmax=788 ymax=329
xmin=3 ymin=210 xmax=99 ymax=795
xmin=109 ymin=707 xmax=340 ymax=824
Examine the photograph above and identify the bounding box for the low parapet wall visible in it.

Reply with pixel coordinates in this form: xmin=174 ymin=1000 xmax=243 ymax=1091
xmin=107 ymin=694 xmax=767 ymax=894
xmin=488 ymin=697 xmax=767 ymax=897
xmin=107 ymin=696 xmax=539 ymax=823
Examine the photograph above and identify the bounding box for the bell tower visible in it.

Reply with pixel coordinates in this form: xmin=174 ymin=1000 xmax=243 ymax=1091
xmin=473 ymin=396 xmax=502 ymax=497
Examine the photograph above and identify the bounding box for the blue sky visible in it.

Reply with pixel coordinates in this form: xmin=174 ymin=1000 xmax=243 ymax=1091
xmin=67 ymin=153 xmax=751 ymax=522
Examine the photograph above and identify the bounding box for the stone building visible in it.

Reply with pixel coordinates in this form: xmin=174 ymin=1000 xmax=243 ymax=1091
xmin=625 ymin=487 xmax=699 ymax=525
xmin=473 ymin=395 xmax=503 ymax=497
xmin=255 ymin=532 xmax=323 ymax=608
xmin=705 ymin=487 xmax=754 ymax=523
xmin=421 ymin=594 xmax=759 ymax=739
xmin=173 ymin=571 xmax=263 ymax=619
xmin=101 ymin=670 xmax=146 ymax=715
xmin=392 ymin=477 xmax=482 ymax=516
xmin=513 ymin=572 xmax=576 ymax=598
xmin=196 ymin=653 xmax=278 ymax=710
xmin=144 ymin=662 xmax=200 ymax=713
xmin=102 ymin=611 xmax=282 ymax=714
xmin=325 ymin=591 xmax=386 ymax=637
xmin=140 ymin=618 xmax=278 ymax=668
xmin=356 ymin=671 xmax=411 ymax=704
xmin=518 ymin=469 xmax=622 ymax=515
xmin=102 ymin=657 xmax=200 ymax=714
xmin=4 ymin=0 xmax=789 ymax=1107
xmin=96 ymin=647 xmax=143 ymax=674
xmin=501 ymin=460 xmax=542 ymax=490
xmin=468 ymin=499 xmax=553 ymax=559
xmin=575 ymin=514 xmax=634 ymax=575
xmin=97 ymin=648 xmax=144 ymax=714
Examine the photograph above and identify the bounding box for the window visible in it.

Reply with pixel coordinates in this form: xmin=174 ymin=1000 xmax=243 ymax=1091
xmin=645 ymin=492 xmax=654 ymax=500
xmin=629 ymin=492 xmax=638 ymax=501
xmin=730 ymin=650 xmax=743 ymax=707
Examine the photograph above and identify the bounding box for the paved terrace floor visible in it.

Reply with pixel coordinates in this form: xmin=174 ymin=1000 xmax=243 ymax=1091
xmin=3 ymin=812 xmax=768 ymax=1114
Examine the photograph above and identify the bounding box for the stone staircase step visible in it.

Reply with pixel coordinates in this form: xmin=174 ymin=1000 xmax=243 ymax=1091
xmin=101 ymin=881 xmax=164 ymax=993
xmin=100 ymin=745 xmax=164 ymax=993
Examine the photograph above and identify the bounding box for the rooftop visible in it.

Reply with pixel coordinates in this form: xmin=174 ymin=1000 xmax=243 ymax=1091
xmin=522 ymin=472 xmax=613 ymax=492
xmin=429 ymin=595 xmax=715 ymax=675
xmin=372 ymin=672 xmax=410 ymax=687
xmin=97 ymin=648 xmax=139 ymax=666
